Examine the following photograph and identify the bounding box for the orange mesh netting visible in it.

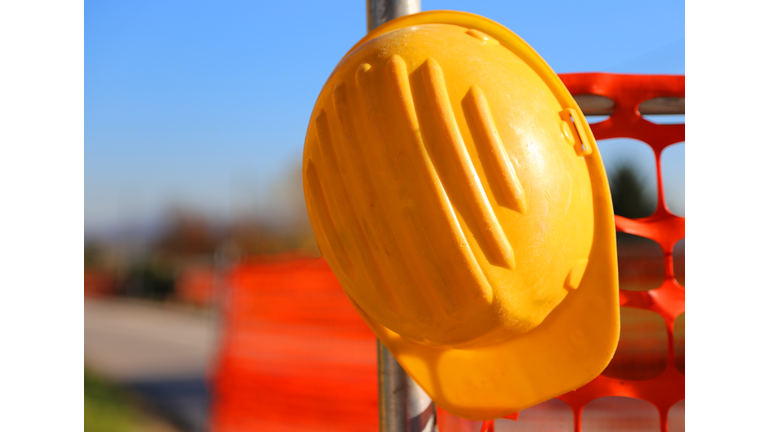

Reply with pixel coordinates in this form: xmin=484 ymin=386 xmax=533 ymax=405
xmin=551 ymin=73 xmax=684 ymax=432
xmin=210 ymin=73 xmax=685 ymax=432
xmin=209 ymin=256 xmax=379 ymax=432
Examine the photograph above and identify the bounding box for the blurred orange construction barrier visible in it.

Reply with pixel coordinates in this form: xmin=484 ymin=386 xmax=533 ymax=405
xmin=210 ymin=73 xmax=684 ymax=432
xmin=210 ymin=256 xmax=378 ymax=432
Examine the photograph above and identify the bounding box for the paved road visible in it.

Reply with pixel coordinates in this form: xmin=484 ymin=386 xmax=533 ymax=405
xmin=85 ymin=297 xmax=219 ymax=432
xmin=84 ymin=298 xmax=685 ymax=432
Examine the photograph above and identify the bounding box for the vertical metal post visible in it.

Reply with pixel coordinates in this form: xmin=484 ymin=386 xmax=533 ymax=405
xmin=212 ymin=241 xmax=240 ymax=362
xmin=368 ymin=4 xmax=434 ymax=431
xmin=367 ymin=0 xmax=421 ymax=32
xmin=378 ymin=341 xmax=435 ymax=432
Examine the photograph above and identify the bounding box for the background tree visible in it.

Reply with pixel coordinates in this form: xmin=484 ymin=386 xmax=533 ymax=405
xmin=608 ymin=163 xmax=656 ymax=219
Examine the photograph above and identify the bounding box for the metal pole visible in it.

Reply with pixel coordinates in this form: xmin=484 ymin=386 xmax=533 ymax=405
xmin=368 ymin=4 xmax=434 ymax=431
xmin=378 ymin=341 xmax=435 ymax=432
xmin=367 ymin=0 xmax=421 ymax=32
xmin=378 ymin=342 xmax=406 ymax=431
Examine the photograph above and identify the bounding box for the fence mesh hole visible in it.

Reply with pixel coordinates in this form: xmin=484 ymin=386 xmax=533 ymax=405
xmin=674 ymin=312 xmax=685 ymax=374
xmin=641 ymin=114 xmax=685 ymax=125
xmin=673 ymin=239 xmax=685 ymax=286
xmin=602 ymin=308 xmax=667 ymax=381
xmin=617 ymin=233 xmax=665 ymax=291
xmin=582 ymin=397 xmax=659 ymax=432
xmin=668 ymin=400 xmax=685 ymax=432
xmin=494 ymin=399 xmax=573 ymax=432
xmin=597 ymin=138 xmax=658 ymax=219
xmin=585 ymin=115 xmax=611 ymax=124
xmin=661 ymin=142 xmax=685 ymax=217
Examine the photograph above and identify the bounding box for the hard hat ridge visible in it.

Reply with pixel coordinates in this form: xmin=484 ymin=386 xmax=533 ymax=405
xmin=308 ymin=52 xmax=505 ymax=346
xmin=416 ymin=57 xmax=516 ymax=270
xmin=463 ymin=84 xmax=528 ymax=215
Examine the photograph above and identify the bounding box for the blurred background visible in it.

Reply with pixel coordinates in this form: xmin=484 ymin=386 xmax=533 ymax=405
xmin=85 ymin=1 xmax=684 ymax=431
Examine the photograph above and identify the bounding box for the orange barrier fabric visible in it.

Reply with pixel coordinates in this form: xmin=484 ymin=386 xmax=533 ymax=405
xmin=543 ymin=73 xmax=685 ymax=432
xmin=210 ymin=256 xmax=379 ymax=432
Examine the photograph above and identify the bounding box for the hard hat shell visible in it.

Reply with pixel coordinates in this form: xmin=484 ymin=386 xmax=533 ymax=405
xmin=302 ymin=11 xmax=619 ymax=420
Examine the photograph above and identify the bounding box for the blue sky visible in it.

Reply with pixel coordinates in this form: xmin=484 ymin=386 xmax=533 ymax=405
xmin=85 ymin=0 xmax=684 ymax=234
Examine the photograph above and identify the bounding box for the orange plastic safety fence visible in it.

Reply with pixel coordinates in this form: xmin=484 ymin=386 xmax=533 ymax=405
xmin=209 ymin=256 xmax=380 ymax=432
xmin=474 ymin=74 xmax=685 ymax=432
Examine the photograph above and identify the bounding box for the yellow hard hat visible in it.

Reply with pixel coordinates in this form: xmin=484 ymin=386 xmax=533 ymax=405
xmin=302 ymin=10 xmax=619 ymax=420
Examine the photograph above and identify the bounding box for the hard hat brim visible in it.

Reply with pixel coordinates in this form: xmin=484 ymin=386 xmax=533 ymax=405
xmin=343 ymin=11 xmax=620 ymax=421
xmin=349 ymin=156 xmax=618 ymax=419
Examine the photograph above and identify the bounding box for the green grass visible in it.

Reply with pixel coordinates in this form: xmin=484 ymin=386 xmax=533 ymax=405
xmin=84 ymin=368 xmax=143 ymax=432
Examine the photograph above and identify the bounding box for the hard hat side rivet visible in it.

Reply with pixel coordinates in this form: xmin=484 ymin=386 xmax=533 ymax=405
xmin=560 ymin=120 xmax=576 ymax=145
xmin=558 ymin=108 xmax=593 ymax=156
